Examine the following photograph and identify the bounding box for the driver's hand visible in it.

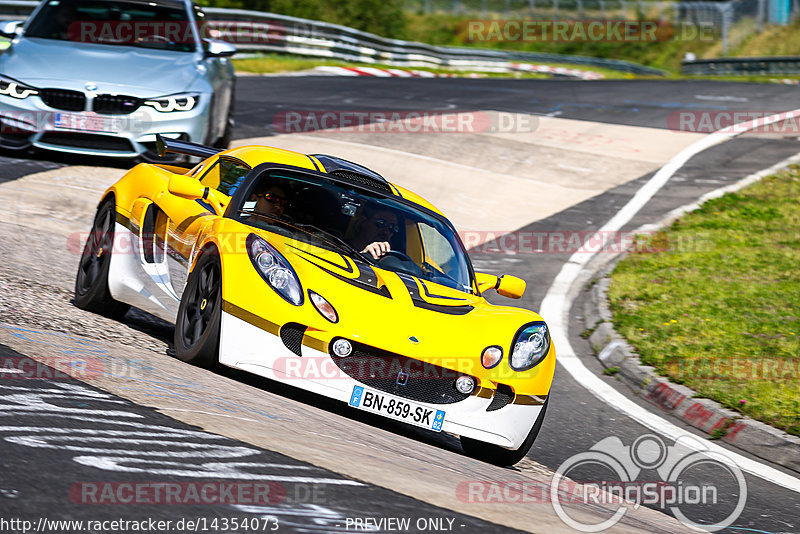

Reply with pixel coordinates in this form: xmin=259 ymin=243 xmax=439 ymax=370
xmin=361 ymin=241 xmax=390 ymax=260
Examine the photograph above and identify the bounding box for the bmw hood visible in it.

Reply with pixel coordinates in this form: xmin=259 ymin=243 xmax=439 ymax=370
xmin=0 ymin=37 xmax=205 ymax=96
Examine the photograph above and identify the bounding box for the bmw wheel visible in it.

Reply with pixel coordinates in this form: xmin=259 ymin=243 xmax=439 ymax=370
xmin=74 ymin=196 xmax=130 ymax=318
xmin=174 ymin=249 xmax=222 ymax=367
xmin=460 ymin=397 xmax=549 ymax=466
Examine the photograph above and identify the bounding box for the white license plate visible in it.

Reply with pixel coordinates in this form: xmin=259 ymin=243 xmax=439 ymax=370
xmin=349 ymin=386 xmax=445 ymax=432
xmin=54 ymin=112 xmax=119 ymax=133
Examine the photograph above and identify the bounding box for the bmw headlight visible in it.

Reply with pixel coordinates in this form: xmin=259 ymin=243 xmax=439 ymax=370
xmin=0 ymin=75 xmax=38 ymax=99
xmin=246 ymin=234 xmax=303 ymax=305
xmin=509 ymin=322 xmax=550 ymax=371
xmin=143 ymin=93 xmax=199 ymax=113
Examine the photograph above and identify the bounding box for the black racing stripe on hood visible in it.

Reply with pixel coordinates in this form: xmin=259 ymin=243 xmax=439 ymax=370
xmin=419 ymin=279 xmax=469 ymax=301
xmin=295 ymin=253 xmax=392 ymax=298
xmin=287 ymin=244 xmax=355 ymax=274
xmin=398 ymin=274 xmax=474 ymax=315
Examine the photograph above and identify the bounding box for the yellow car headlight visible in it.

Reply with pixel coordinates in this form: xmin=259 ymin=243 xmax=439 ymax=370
xmin=247 ymin=234 xmax=303 ymax=305
xmin=510 ymin=322 xmax=550 ymax=371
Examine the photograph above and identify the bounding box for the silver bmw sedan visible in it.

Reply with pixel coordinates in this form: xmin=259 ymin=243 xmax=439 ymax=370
xmin=0 ymin=0 xmax=236 ymax=160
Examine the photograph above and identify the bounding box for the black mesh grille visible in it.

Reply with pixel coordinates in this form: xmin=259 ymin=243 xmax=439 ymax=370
xmin=331 ymin=341 xmax=473 ymax=404
xmin=329 ymin=170 xmax=393 ymax=193
xmin=93 ymin=94 xmax=142 ymax=115
xmin=280 ymin=323 xmax=306 ymax=356
xmin=39 ymin=132 xmax=133 ymax=152
xmin=40 ymin=89 xmax=86 ymax=112
xmin=486 ymin=383 xmax=514 ymax=412
xmin=0 ymin=119 xmax=34 ymax=147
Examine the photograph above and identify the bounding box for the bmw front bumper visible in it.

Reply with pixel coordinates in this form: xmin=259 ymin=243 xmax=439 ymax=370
xmin=0 ymin=93 xmax=210 ymax=158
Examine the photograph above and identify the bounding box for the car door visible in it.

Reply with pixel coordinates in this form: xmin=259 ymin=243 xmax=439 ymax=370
xmin=194 ymin=3 xmax=235 ymax=144
xmin=161 ymin=156 xmax=250 ymax=296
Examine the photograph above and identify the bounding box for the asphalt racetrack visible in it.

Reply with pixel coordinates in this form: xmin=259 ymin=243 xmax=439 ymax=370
xmin=1 ymin=77 xmax=799 ymax=533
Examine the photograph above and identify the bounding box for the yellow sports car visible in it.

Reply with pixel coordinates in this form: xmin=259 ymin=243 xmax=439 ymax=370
xmin=74 ymin=135 xmax=555 ymax=465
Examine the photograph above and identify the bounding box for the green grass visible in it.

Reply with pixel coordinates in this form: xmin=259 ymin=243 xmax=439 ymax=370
xmin=402 ymin=13 xmax=800 ymax=74
xmin=608 ymin=167 xmax=800 ymax=436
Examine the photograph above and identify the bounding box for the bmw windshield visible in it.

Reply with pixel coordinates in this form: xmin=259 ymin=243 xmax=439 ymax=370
xmin=25 ymin=0 xmax=198 ymax=53
xmin=234 ymin=169 xmax=475 ymax=294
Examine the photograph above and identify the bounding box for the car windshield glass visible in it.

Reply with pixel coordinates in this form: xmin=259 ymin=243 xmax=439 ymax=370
xmin=235 ymin=170 xmax=474 ymax=294
xmin=25 ymin=0 xmax=196 ymax=53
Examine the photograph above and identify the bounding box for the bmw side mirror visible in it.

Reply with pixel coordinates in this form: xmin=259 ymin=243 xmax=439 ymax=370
xmin=204 ymin=39 xmax=236 ymax=58
xmin=476 ymin=272 xmax=526 ymax=299
xmin=0 ymin=21 xmax=23 ymax=39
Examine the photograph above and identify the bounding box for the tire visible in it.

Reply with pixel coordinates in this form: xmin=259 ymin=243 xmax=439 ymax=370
xmin=74 ymin=196 xmax=130 ymax=319
xmin=174 ymin=249 xmax=222 ymax=367
xmin=460 ymin=397 xmax=549 ymax=466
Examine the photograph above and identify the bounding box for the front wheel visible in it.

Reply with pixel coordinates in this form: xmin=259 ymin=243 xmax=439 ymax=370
xmin=74 ymin=197 xmax=130 ymax=318
xmin=174 ymin=250 xmax=222 ymax=367
xmin=460 ymin=397 xmax=549 ymax=466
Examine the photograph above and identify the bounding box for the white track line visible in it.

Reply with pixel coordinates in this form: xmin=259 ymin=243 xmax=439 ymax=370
xmin=539 ymin=109 xmax=800 ymax=493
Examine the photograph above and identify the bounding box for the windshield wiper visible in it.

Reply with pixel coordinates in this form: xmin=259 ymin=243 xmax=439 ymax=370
xmin=237 ymin=211 xmax=374 ymax=264
xmin=292 ymin=223 xmax=375 ymax=265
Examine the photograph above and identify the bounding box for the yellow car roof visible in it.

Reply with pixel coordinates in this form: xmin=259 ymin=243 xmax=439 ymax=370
xmin=216 ymin=144 xmax=443 ymax=215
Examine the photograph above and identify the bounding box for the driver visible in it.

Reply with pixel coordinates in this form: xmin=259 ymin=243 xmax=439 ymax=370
xmin=350 ymin=207 xmax=400 ymax=260
xmin=249 ymin=182 xmax=290 ymax=219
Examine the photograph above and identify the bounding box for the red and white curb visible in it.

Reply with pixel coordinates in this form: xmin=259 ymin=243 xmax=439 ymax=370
xmin=509 ymin=62 xmax=604 ymax=80
xmin=314 ymin=64 xmax=603 ymax=80
xmin=313 ymin=66 xmax=455 ymax=78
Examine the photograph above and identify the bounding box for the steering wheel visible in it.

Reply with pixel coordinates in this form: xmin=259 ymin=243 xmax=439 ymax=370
xmin=378 ymin=250 xmax=423 ymax=276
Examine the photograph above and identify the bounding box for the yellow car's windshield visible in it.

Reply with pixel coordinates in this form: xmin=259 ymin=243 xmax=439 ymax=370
xmin=234 ymin=170 xmax=475 ymax=294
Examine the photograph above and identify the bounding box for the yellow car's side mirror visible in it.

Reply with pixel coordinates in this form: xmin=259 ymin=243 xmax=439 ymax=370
xmin=497 ymin=275 xmax=526 ymax=299
xmin=476 ymin=272 xmax=499 ymax=293
xmin=168 ymin=174 xmax=206 ymax=200
xmin=475 ymin=272 xmax=526 ymax=299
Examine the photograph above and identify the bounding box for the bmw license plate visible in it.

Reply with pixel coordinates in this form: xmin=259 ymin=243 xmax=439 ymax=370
xmin=54 ymin=112 xmax=119 ymax=133
xmin=349 ymin=386 xmax=445 ymax=432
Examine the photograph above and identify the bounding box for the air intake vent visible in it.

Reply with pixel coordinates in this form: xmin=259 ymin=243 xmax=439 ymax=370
xmin=280 ymin=322 xmax=307 ymax=356
xmin=329 ymin=169 xmax=393 ymax=193
xmin=39 ymin=132 xmax=134 ymax=152
xmin=40 ymin=89 xmax=86 ymax=112
xmin=486 ymin=383 xmax=515 ymax=411
xmin=94 ymin=94 xmax=141 ymax=115
xmin=330 ymin=341 xmax=474 ymax=404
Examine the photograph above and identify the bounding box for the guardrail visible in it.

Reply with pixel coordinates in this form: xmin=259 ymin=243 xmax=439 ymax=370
xmin=682 ymin=56 xmax=800 ymax=75
xmin=0 ymin=1 xmax=664 ymax=76
xmin=0 ymin=0 xmax=36 ymax=19
xmin=204 ymin=8 xmax=666 ymax=75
